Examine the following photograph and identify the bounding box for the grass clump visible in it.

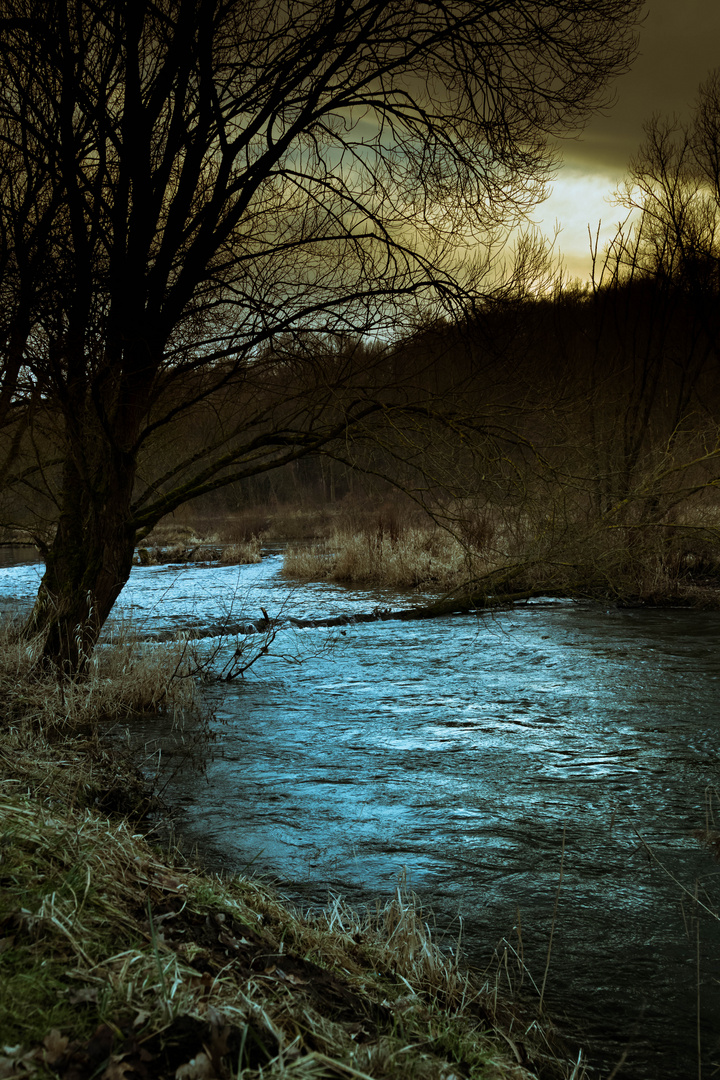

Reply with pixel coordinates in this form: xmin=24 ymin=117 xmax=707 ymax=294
xmin=0 ymin=621 xmax=197 ymax=733
xmin=0 ymin=787 xmax=579 ymax=1079
xmin=219 ymin=537 xmax=262 ymax=565
xmin=134 ymin=522 xmax=263 ymax=566
xmin=283 ymin=528 xmax=485 ymax=591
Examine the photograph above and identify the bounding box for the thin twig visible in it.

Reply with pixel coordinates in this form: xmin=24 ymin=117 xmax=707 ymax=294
xmin=696 ymin=899 xmax=702 ymax=1080
xmin=539 ymin=824 xmax=566 ymax=1013
xmin=633 ymin=829 xmax=719 ymax=922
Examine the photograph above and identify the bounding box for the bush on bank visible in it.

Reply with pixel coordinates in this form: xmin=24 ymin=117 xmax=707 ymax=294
xmin=280 ymin=506 xmax=720 ymax=607
xmin=0 ymin=629 xmax=584 ymax=1080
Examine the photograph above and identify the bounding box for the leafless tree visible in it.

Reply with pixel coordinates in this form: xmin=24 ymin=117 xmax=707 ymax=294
xmin=581 ymin=70 xmax=720 ymax=526
xmin=0 ymin=0 xmax=641 ymax=670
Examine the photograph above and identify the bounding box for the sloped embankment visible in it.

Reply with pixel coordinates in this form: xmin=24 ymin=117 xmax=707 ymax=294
xmin=0 ymin=630 xmax=583 ymax=1080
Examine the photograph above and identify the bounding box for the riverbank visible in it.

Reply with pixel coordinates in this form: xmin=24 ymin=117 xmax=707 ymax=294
xmin=281 ymin=523 xmax=720 ymax=609
xmin=6 ymin=498 xmax=719 ymax=608
xmin=0 ymin=631 xmax=584 ymax=1080
xmin=134 ymin=503 xmax=720 ymax=608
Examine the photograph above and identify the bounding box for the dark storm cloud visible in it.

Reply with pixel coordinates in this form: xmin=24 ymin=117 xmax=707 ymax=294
xmin=561 ymin=0 xmax=720 ymax=177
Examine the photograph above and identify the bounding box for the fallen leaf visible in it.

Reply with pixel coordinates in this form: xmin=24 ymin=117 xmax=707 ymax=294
xmin=0 ymin=1045 xmax=38 ymax=1078
xmin=68 ymin=986 xmax=99 ymax=1005
xmin=83 ymin=1025 xmax=115 ymax=1066
xmin=132 ymin=1009 xmax=151 ymax=1029
xmin=102 ymin=1055 xmax=135 ymax=1080
xmin=284 ymin=971 xmax=308 ymax=987
xmin=42 ymin=1030 xmax=68 ymax=1065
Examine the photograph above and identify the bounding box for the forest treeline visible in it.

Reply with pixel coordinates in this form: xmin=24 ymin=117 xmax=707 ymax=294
xmin=5 ymin=266 xmax=720 ymax=606
xmin=197 ymin=273 xmax=720 ymax=605
xmin=196 ymin=273 xmax=720 ymax=522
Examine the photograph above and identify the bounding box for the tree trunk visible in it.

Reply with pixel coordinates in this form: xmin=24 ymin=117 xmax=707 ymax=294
xmin=25 ymin=455 xmax=137 ymax=674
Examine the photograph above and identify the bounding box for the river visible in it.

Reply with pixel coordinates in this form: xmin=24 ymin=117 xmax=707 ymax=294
xmin=2 ymin=551 xmax=719 ymax=1078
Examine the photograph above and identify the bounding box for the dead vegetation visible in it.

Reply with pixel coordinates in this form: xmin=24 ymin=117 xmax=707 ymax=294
xmin=125 ymin=495 xmax=720 ymax=606
xmin=134 ymin=526 xmax=262 ymax=567
xmin=278 ymin=502 xmax=720 ymax=607
xmin=0 ymin=790 xmax=578 ymax=1080
xmin=283 ymin=528 xmax=471 ymax=591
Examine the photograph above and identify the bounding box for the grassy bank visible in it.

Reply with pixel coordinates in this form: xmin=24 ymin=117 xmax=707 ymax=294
xmin=11 ymin=496 xmax=716 ymax=605
xmin=136 ymin=496 xmax=720 ymax=606
xmin=278 ymin=507 xmax=720 ymax=608
xmin=0 ymin=630 xmax=584 ymax=1080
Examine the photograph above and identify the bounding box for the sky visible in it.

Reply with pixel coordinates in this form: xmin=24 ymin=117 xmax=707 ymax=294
xmin=537 ymin=0 xmax=720 ymax=282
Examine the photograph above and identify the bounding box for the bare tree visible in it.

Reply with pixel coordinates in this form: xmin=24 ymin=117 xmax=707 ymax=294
xmin=608 ymin=73 xmax=720 ymax=291
xmin=0 ymin=0 xmax=641 ymax=670
xmin=583 ymin=71 xmax=720 ymax=525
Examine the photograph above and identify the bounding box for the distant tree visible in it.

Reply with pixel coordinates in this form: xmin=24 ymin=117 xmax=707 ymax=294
xmin=608 ymin=69 xmax=720 ymax=293
xmin=0 ymin=105 xmax=59 ymax=469
xmin=582 ymin=71 xmax=720 ymax=526
xmin=0 ymin=0 xmax=641 ymax=671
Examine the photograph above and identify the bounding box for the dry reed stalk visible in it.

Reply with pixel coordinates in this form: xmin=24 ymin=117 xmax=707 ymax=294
xmin=283 ymin=528 xmax=504 ymax=590
xmin=219 ymin=536 xmax=262 ymax=564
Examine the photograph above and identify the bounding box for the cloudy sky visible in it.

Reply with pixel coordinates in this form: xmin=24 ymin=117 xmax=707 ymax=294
xmin=537 ymin=0 xmax=720 ymax=281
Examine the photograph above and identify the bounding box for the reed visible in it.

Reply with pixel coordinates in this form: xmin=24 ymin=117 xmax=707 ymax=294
xmin=219 ymin=536 xmax=262 ymax=565
xmin=283 ymin=527 xmax=499 ymax=590
xmin=282 ymin=513 xmax=720 ymax=607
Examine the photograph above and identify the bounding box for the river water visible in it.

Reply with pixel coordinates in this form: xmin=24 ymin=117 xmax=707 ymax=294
xmin=2 ymin=553 xmax=719 ymax=1078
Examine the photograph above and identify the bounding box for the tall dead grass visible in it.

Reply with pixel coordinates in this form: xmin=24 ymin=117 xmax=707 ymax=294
xmin=281 ymin=504 xmax=720 ymax=607
xmin=219 ymin=536 xmax=262 ymax=564
xmin=0 ymin=621 xmax=198 ymax=734
xmin=284 ymin=528 xmax=498 ymax=590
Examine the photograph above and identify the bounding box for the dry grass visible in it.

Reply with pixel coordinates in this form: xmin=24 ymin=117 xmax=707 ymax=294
xmin=134 ymin=534 xmax=262 ymax=566
xmin=219 ymin=537 xmax=262 ymax=565
xmin=0 ymin=621 xmax=198 ymax=733
xmin=283 ymin=529 xmax=492 ymax=591
xmin=0 ymin=782 xmax=580 ymax=1080
xmin=280 ymin=505 xmax=720 ymax=608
